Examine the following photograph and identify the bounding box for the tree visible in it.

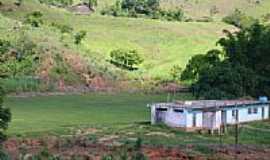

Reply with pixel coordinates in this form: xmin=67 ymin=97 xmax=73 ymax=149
xmin=0 ymin=84 xmax=11 ymax=144
xmin=74 ymin=30 xmax=87 ymax=45
xmin=182 ymin=22 xmax=270 ymax=99
xmin=181 ymin=49 xmax=222 ymax=81
xmin=110 ymin=49 xmax=144 ymax=70
xmin=0 ymin=30 xmax=38 ymax=78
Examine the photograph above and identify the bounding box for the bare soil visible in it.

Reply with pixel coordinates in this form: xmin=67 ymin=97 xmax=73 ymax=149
xmin=3 ymin=137 xmax=270 ymax=160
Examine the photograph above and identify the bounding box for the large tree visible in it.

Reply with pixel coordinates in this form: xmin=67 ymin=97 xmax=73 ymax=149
xmin=182 ymin=22 xmax=270 ymax=99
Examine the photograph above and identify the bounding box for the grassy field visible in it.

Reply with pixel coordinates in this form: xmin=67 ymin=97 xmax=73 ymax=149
xmin=4 ymin=93 xmax=270 ymax=146
xmin=4 ymin=93 xmax=192 ymax=136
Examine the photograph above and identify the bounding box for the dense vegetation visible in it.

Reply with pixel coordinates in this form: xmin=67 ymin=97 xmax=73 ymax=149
xmin=101 ymin=0 xmax=185 ymax=22
xmin=182 ymin=23 xmax=270 ymax=99
xmin=0 ymin=84 xmax=11 ymax=144
xmin=109 ymin=49 xmax=144 ymax=71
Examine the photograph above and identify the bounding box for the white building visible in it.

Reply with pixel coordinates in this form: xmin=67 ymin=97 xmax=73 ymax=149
xmin=150 ymin=99 xmax=269 ymax=132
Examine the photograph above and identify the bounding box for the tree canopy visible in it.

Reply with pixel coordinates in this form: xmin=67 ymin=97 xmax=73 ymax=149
xmin=181 ymin=22 xmax=270 ymax=99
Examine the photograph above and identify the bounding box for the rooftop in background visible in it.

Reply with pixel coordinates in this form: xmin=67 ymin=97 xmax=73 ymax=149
xmin=152 ymin=100 xmax=269 ymax=111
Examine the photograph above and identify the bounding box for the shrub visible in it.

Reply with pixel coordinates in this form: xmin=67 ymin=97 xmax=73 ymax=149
xmin=0 ymin=83 xmax=11 ymax=144
xmin=158 ymin=8 xmax=184 ymax=21
xmin=109 ymin=49 xmax=144 ymax=71
xmin=101 ymin=0 xmax=184 ymax=22
xmin=74 ymin=30 xmax=87 ymax=45
xmin=170 ymin=65 xmax=182 ymax=81
xmin=24 ymin=11 xmax=44 ymax=27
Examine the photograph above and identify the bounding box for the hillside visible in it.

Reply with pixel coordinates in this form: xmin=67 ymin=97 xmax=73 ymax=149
xmin=160 ymin=0 xmax=270 ymax=19
xmin=95 ymin=0 xmax=270 ymax=20
xmin=0 ymin=0 xmax=235 ymax=81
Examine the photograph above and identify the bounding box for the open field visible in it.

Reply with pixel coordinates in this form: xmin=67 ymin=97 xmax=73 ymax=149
xmin=3 ymin=93 xmax=270 ymax=159
xmin=4 ymin=93 xmax=192 ymax=136
xmin=4 ymin=93 xmax=270 ymax=145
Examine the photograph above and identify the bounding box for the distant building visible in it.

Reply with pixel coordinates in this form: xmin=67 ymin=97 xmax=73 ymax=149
xmin=149 ymin=98 xmax=269 ymax=133
xmin=69 ymin=2 xmax=94 ymax=15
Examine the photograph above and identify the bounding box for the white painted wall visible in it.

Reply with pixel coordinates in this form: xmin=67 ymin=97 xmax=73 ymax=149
xmin=164 ymin=108 xmax=187 ymax=127
xmin=226 ymin=105 xmax=270 ymax=124
xmin=214 ymin=111 xmax=222 ymax=129
xmin=186 ymin=111 xmax=203 ymax=128
xmin=264 ymin=105 xmax=269 ymax=119
xmin=151 ymin=105 xmax=156 ymax=125
xmin=152 ymin=104 xmax=270 ymax=129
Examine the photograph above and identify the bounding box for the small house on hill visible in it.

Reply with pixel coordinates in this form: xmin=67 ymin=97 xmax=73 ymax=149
xmin=149 ymin=98 xmax=269 ymax=133
xmin=69 ymin=2 xmax=94 ymax=15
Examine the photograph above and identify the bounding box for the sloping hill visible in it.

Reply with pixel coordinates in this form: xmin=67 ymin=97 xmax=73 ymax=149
xmin=160 ymin=0 xmax=270 ymax=19
xmin=0 ymin=0 xmax=234 ymax=80
xmin=94 ymin=0 xmax=270 ymax=19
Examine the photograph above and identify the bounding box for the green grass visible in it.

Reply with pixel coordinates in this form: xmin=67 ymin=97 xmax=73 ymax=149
xmin=4 ymin=93 xmax=192 ymax=136
xmin=1 ymin=0 xmax=269 ymax=79
xmin=0 ymin=0 xmax=235 ymax=79
xmin=4 ymin=93 xmax=270 ymax=146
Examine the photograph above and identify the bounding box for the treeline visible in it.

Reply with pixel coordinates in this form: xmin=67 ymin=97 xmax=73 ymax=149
xmin=101 ymin=0 xmax=185 ymax=22
xmin=181 ymin=22 xmax=270 ymax=99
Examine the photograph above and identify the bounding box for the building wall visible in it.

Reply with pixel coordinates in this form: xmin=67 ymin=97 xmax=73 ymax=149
xmin=226 ymin=105 xmax=269 ymax=124
xmin=186 ymin=111 xmax=203 ymax=128
xmin=215 ymin=111 xmax=222 ymax=128
xmin=151 ymin=104 xmax=270 ymax=130
xmin=165 ymin=108 xmax=187 ymax=127
xmin=264 ymin=105 xmax=269 ymax=119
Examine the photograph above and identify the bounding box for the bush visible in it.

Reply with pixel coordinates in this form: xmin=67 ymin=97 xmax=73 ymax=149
xmin=101 ymin=0 xmax=184 ymax=22
xmin=0 ymin=83 xmax=11 ymax=144
xmin=24 ymin=11 xmax=43 ymax=27
xmin=170 ymin=65 xmax=182 ymax=81
xmin=109 ymin=49 xmax=144 ymax=71
xmin=74 ymin=30 xmax=87 ymax=45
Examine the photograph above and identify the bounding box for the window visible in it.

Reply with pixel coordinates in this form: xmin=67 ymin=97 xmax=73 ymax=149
xmin=173 ymin=109 xmax=184 ymax=113
xmin=157 ymin=108 xmax=167 ymax=111
xmin=232 ymin=110 xmax=237 ymax=117
xmin=253 ymin=108 xmax=258 ymax=114
xmin=248 ymin=108 xmax=252 ymax=114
